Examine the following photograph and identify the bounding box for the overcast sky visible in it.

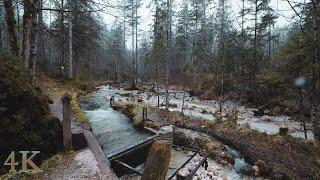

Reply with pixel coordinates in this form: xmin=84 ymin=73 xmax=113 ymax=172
xmin=102 ymin=0 xmax=300 ymax=30
xmin=99 ymin=0 xmax=302 ymax=49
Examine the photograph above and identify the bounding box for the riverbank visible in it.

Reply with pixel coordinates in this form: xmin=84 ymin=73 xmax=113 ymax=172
xmin=100 ymin=83 xmax=314 ymax=140
xmin=112 ymin=98 xmax=320 ymax=179
xmin=154 ymin=108 xmax=320 ymax=179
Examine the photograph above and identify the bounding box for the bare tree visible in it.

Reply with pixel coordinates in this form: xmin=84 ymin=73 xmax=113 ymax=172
xmin=21 ymin=0 xmax=32 ymax=70
xmin=29 ymin=0 xmax=39 ymax=80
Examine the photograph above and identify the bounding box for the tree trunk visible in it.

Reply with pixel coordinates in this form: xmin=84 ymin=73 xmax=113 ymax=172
xmin=220 ymin=0 xmax=226 ymax=97
xmin=165 ymin=0 xmax=172 ymax=110
xmin=29 ymin=0 xmax=38 ymax=80
xmin=135 ymin=0 xmax=138 ymax=83
xmin=68 ymin=1 xmax=73 ymax=80
xmin=141 ymin=139 xmax=172 ymax=180
xmin=38 ymin=0 xmax=45 ymax=69
xmin=60 ymin=0 xmax=65 ymax=72
xmin=21 ymin=0 xmax=32 ymax=70
xmin=131 ymin=0 xmax=135 ymax=87
xmin=0 ymin=3 xmax=3 ymax=50
xmin=3 ymin=0 xmax=19 ymax=56
xmin=311 ymin=1 xmax=320 ymax=143
xmin=252 ymin=0 xmax=258 ymax=99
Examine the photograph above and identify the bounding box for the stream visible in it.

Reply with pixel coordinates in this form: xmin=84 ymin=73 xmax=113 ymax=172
xmin=80 ymin=90 xmax=152 ymax=158
xmin=80 ymin=86 xmax=252 ymax=179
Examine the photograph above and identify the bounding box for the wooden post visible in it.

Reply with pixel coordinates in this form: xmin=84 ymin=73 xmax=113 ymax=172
xmin=62 ymin=93 xmax=72 ymax=151
xmin=141 ymin=107 xmax=147 ymax=128
xmin=181 ymin=92 xmax=185 ymax=115
xmin=141 ymin=139 xmax=172 ymax=180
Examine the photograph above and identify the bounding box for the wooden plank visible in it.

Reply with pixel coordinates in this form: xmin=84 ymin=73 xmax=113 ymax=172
xmin=83 ymin=130 xmax=116 ymax=176
xmin=172 ymin=145 xmax=198 ymax=153
xmin=144 ymin=127 xmax=159 ymax=134
xmin=114 ymin=160 xmax=143 ymax=175
xmin=109 ymin=135 xmax=157 ymax=161
xmin=147 ymin=113 xmax=161 ymax=122
xmin=157 ymin=91 xmax=186 ymax=94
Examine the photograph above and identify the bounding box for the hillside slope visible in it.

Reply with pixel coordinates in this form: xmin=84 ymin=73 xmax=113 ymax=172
xmin=0 ymin=53 xmax=62 ymax=175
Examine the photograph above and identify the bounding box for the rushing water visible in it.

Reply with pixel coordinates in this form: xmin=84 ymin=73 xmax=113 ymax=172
xmin=81 ymin=89 xmax=151 ymax=158
xmin=80 ymin=86 xmax=255 ymax=179
xmin=181 ymin=129 xmax=252 ymax=179
xmin=224 ymin=145 xmax=252 ymax=178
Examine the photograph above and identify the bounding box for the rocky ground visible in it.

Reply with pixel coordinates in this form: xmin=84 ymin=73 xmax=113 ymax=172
xmin=107 ymin=83 xmax=320 ymax=179
xmin=177 ymin=153 xmax=246 ymax=180
xmin=155 ymin=109 xmax=320 ymax=179
xmin=2 ymin=149 xmax=114 ymax=180
xmin=100 ymin=84 xmax=314 ymax=140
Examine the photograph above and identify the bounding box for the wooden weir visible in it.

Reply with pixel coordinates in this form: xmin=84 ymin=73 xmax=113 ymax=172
xmin=80 ymin=105 xmax=208 ymax=179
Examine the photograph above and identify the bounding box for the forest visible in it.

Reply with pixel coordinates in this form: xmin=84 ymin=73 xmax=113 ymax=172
xmin=0 ymin=0 xmax=320 ymax=179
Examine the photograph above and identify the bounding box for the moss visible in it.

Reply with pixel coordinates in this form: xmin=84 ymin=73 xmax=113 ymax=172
xmin=126 ymin=104 xmax=143 ymax=127
xmin=270 ymin=106 xmax=282 ymax=115
xmin=70 ymin=96 xmax=88 ymax=122
xmin=0 ymin=53 xmax=62 ymax=175
xmin=111 ymin=102 xmax=144 ymax=128
xmin=202 ymin=120 xmax=215 ymax=128
xmin=226 ymin=116 xmax=237 ymax=123
xmin=244 ymin=122 xmax=251 ymax=129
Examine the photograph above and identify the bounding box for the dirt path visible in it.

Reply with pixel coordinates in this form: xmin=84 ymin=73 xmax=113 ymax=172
xmin=34 ymin=75 xmax=116 ymax=180
xmin=28 ymin=148 xmax=115 ymax=180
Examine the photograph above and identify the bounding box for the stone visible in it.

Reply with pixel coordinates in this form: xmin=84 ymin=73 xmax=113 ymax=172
xmin=255 ymin=160 xmax=270 ymax=176
xmin=178 ymin=168 xmax=190 ymax=177
xmin=252 ymin=165 xmax=260 ymax=176
xmin=137 ymin=97 xmax=143 ymax=102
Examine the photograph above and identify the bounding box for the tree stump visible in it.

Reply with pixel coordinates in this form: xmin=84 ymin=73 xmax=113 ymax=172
xmin=62 ymin=93 xmax=72 ymax=151
xmin=141 ymin=139 xmax=172 ymax=180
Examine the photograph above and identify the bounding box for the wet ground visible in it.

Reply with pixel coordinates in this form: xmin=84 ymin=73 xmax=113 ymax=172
xmin=99 ymin=85 xmax=314 ymax=140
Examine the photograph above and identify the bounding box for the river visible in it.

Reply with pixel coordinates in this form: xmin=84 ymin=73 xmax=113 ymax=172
xmin=80 ymin=86 xmax=252 ymax=179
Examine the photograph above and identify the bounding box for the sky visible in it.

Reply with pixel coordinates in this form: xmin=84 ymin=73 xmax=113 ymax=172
xmin=101 ymin=0 xmax=299 ymax=30
xmin=99 ymin=0 xmax=302 ymax=49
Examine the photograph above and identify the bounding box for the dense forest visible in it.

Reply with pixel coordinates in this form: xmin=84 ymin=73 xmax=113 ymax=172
xmin=0 ymin=0 xmax=320 ymax=179
xmin=1 ymin=0 xmax=318 ymax=141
